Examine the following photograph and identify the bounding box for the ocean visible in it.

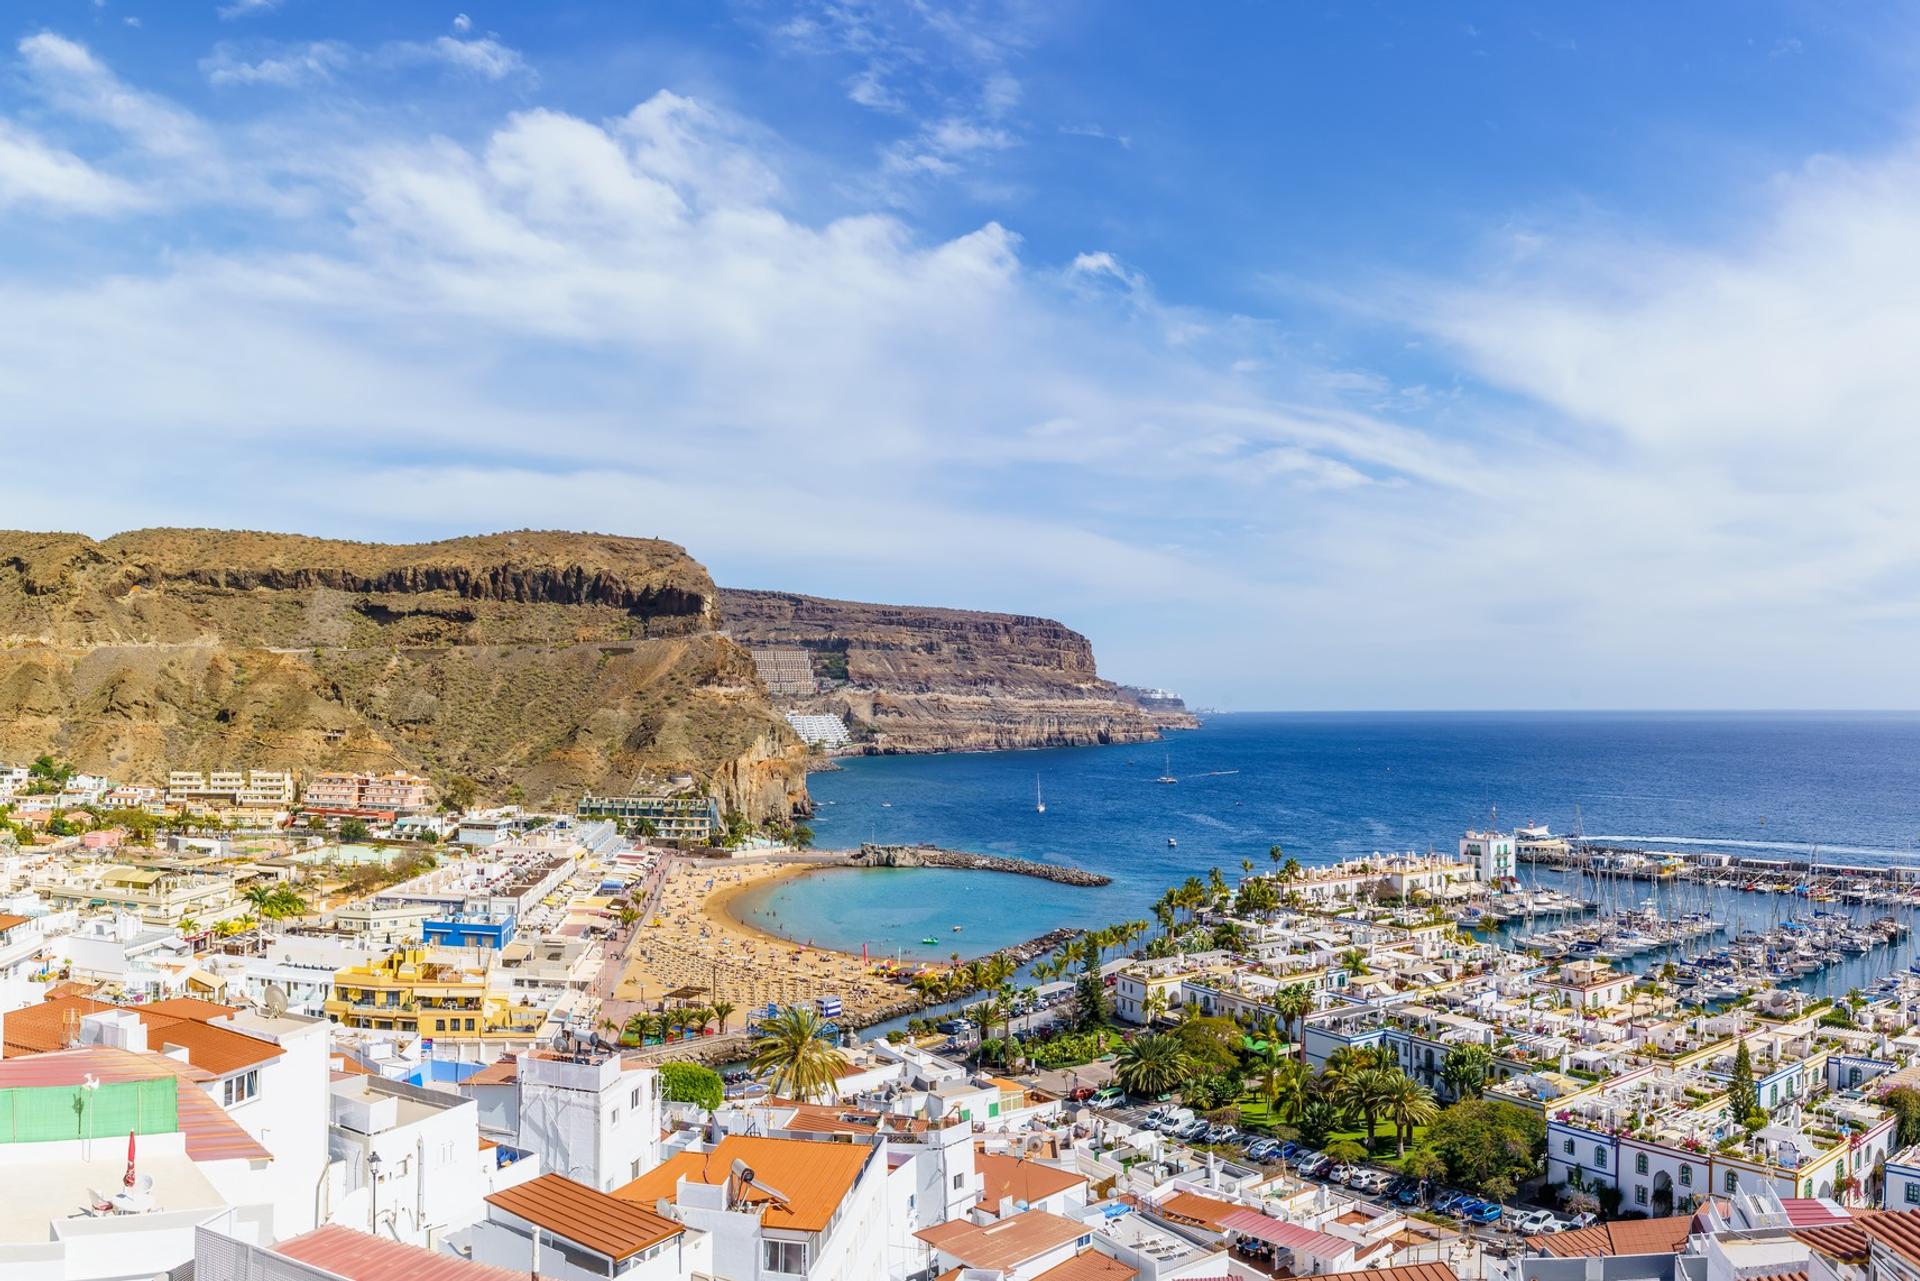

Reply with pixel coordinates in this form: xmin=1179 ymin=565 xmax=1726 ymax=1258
xmin=727 ymin=711 xmax=1920 ymax=966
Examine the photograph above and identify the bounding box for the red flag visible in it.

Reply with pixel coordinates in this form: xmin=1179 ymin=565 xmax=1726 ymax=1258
xmin=124 ymin=1131 xmax=136 ymax=1188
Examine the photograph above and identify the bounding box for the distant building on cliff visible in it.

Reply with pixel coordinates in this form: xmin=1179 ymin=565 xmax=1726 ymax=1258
xmin=751 ymin=646 xmax=818 ymax=696
xmin=786 ymin=712 xmax=852 ymax=750
xmin=1118 ymin=684 xmax=1188 ymax=712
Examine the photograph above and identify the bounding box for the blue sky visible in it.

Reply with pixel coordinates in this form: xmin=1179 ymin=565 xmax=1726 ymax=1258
xmin=4 ymin=2 xmax=1919 ymax=710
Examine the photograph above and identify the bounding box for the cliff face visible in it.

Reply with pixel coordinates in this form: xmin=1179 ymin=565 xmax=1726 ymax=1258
xmin=717 ymin=588 xmax=1196 ymax=753
xmin=0 ymin=530 xmax=807 ymax=820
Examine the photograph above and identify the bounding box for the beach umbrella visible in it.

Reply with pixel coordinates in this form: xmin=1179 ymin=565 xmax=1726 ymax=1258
xmin=124 ymin=1131 xmax=136 ymax=1188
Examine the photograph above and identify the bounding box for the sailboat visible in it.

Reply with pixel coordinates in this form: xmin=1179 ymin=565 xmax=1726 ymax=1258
xmin=1035 ymin=777 xmax=1046 ymax=814
xmin=1154 ymin=751 xmax=1177 ymax=785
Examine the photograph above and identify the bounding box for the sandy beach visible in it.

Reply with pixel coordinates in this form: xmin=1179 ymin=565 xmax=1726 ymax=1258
xmin=608 ymin=859 xmax=921 ymax=1025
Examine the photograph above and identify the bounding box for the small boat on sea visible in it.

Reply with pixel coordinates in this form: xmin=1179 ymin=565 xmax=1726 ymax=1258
xmin=920 ymin=936 xmax=938 ymax=945
xmin=951 ymin=924 xmax=963 ymax=932
xmin=1035 ymin=777 xmax=1046 ymax=814
xmin=1155 ymin=751 xmax=1177 ymax=785
xmin=1167 ymin=837 xmax=1178 ymax=847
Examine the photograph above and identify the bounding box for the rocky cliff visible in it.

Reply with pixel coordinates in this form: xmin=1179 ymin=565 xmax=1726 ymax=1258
xmin=717 ymin=588 xmax=1195 ymax=753
xmin=0 ymin=530 xmax=807 ymax=820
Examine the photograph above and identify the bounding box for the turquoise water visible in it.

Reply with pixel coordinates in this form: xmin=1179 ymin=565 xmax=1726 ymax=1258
xmin=728 ymin=711 xmax=1920 ymax=957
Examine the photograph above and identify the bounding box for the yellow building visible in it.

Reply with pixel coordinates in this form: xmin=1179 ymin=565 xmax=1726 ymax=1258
xmin=324 ymin=948 xmax=544 ymax=1042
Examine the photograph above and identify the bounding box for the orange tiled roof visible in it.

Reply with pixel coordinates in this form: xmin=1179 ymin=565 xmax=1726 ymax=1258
xmin=975 ymin=1152 xmax=1088 ymax=1214
xmin=1795 ymin=1217 xmax=1874 ymax=1263
xmin=0 ymin=914 xmax=31 ymax=932
xmin=487 ymin=1173 xmax=682 ymax=1261
xmin=276 ymin=1225 xmax=529 ymax=1281
xmin=917 ymin=1210 xmax=1090 ymax=1270
xmin=1327 ymin=1263 xmax=1457 ymax=1281
xmin=1862 ymin=1212 xmax=1920 ymax=1269
xmin=1156 ymin=1190 xmax=1246 ymax=1231
xmin=614 ymin=1135 xmax=873 ymax=1233
xmin=1537 ymin=1214 xmax=1696 ymax=1259
xmin=3 ymin=995 xmax=281 ymax=1077
xmin=1032 ymin=1251 xmax=1138 ymax=1281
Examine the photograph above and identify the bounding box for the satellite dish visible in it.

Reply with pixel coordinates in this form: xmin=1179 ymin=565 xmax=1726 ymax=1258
xmin=263 ymin=984 xmax=290 ymax=1017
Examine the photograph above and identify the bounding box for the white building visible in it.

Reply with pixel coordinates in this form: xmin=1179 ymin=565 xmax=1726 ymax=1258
xmin=326 ymin=1074 xmax=511 ymax=1248
xmin=1460 ymin=828 xmax=1516 ymax=883
xmin=618 ymin=1134 xmax=892 ymax=1281
xmin=513 ymin=1048 xmax=661 ymax=1192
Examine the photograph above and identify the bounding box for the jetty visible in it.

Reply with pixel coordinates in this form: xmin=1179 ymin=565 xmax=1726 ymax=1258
xmin=845 ymin=843 xmax=1111 ymax=886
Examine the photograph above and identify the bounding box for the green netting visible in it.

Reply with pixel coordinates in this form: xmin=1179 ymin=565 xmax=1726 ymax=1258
xmin=0 ymin=1080 xmax=178 ymax=1144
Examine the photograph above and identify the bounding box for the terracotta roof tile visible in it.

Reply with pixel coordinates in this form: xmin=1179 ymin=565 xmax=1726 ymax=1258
xmin=975 ymin=1152 xmax=1088 ymax=1214
xmin=614 ymin=1135 xmax=874 ymax=1233
xmin=1327 ymin=1263 xmax=1457 ymax=1281
xmin=1537 ymin=1214 xmax=1695 ymax=1259
xmin=487 ymin=1173 xmax=682 ymax=1261
xmin=1796 ymin=1219 xmax=1874 ymax=1263
xmin=917 ymin=1210 xmax=1090 ymax=1269
xmin=3 ymin=995 xmax=280 ymax=1076
xmin=1033 ymin=1251 xmax=1139 ymax=1281
xmin=1156 ymin=1191 xmax=1247 ymax=1231
xmin=277 ymin=1225 xmax=530 ymax=1281
xmin=1863 ymin=1211 xmax=1920 ymax=1269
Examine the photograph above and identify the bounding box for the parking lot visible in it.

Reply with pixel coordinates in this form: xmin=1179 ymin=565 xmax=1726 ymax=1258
xmin=1099 ymin=1102 xmax=1584 ymax=1244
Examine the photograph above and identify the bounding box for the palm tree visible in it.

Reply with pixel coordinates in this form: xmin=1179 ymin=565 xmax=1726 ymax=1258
xmin=1112 ymin=1033 xmax=1195 ymax=1098
xmin=1274 ymin=984 xmax=1313 ymax=1063
xmin=1440 ymin=1044 xmax=1492 ymax=1101
xmin=242 ymin=883 xmax=279 ymax=918
xmin=1269 ymin=844 xmax=1284 ymax=870
xmin=1384 ymin=1073 xmax=1438 ymax=1157
xmin=1341 ymin=1067 xmax=1399 ymax=1151
xmin=1142 ymin=988 xmax=1169 ymax=1027
xmin=712 ymin=1000 xmax=737 ymax=1035
xmin=624 ymin=1013 xmax=651 ymax=1045
xmin=1273 ymin=1060 xmax=1312 ymax=1124
xmin=749 ymin=1007 xmax=849 ymax=1101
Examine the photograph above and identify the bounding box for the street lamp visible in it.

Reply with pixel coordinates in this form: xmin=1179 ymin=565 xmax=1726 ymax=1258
xmin=368 ymin=1151 xmax=383 ymax=1237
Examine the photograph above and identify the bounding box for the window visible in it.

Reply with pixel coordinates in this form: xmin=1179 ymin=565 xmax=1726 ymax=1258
xmin=1563 ymin=1139 xmax=1575 ymax=1155
xmin=1679 ymin=1165 xmax=1692 ymax=1188
xmin=222 ymin=1069 xmax=258 ymax=1106
xmin=1593 ymin=1145 xmax=1607 ymax=1166
xmin=464 ymin=1018 xmax=475 ymax=1031
xmin=611 ymin=1107 xmax=620 ymax=1125
xmin=631 ymin=1087 xmax=643 ymax=1109
xmin=1634 ymin=1186 xmax=1648 ymax=1205
xmin=1635 ymin=1153 xmax=1648 ymax=1175
xmin=1725 ymin=1171 xmax=1738 ymax=1194
xmin=633 ymin=1158 xmax=644 ymax=1180
xmin=953 ymin=1174 xmax=965 ymax=1189
xmin=763 ymin=1240 xmax=807 ymax=1274
xmin=1906 ymin=1183 xmax=1920 ymax=1206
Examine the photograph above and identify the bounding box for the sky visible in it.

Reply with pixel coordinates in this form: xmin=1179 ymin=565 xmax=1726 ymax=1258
xmin=3 ymin=2 xmax=1919 ymax=710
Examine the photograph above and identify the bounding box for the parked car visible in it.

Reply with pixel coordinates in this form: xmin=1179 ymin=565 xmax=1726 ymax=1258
xmin=1393 ymin=1184 xmax=1425 ymax=1207
xmin=1246 ymin=1139 xmax=1281 ymax=1162
xmin=1328 ymin=1164 xmax=1358 ymax=1184
xmin=1469 ymin=1202 xmax=1504 ymax=1224
xmin=1513 ymin=1210 xmax=1561 ymax=1236
xmin=1176 ymin=1119 xmax=1210 ymax=1141
xmin=1296 ymin=1154 xmax=1331 ymax=1178
xmin=1277 ymin=1141 xmax=1299 ymax=1160
xmin=1433 ymin=1192 xmax=1470 ymax=1215
xmin=1343 ymin=1167 xmax=1374 ymax=1189
xmin=1357 ymin=1171 xmax=1395 ymax=1194
xmin=1088 ymin=1087 xmax=1126 ymax=1108
xmin=1566 ymin=1212 xmax=1599 ymax=1229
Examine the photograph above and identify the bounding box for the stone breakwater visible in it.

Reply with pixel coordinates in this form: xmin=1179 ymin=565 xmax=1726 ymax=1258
xmin=845 ymin=843 xmax=1110 ymax=887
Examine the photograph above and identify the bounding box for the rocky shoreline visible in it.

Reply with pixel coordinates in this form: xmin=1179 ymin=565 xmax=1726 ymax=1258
xmin=844 ymin=843 xmax=1110 ymax=887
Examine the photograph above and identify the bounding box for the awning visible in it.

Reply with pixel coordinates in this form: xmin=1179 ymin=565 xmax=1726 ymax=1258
xmin=1216 ymin=1210 xmax=1350 ymax=1258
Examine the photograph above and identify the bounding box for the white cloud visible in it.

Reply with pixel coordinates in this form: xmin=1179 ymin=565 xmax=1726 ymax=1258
xmin=19 ymin=32 xmax=208 ymax=158
xmin=452 ymin=13 xmax=472 ymax=34
xmin=15 ymin=32 xmax=1920 ymax=706
xmin=201 ymin=40 xmax=351 ymax=87
xmin=0 ymin=119 xmax=144 ymax=213
xmin=423 ymin=35 xmax=528 ymax=81
xmin=217 ymin=0 xmax=282 ymax=19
